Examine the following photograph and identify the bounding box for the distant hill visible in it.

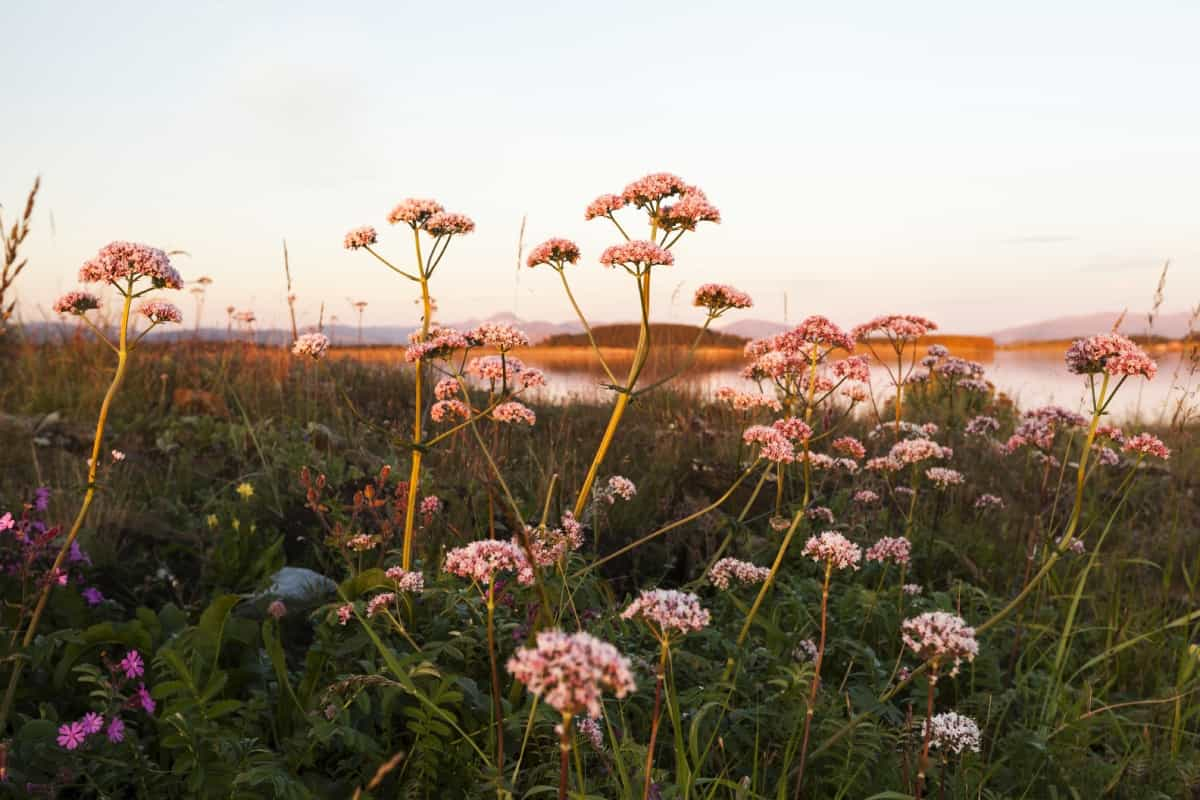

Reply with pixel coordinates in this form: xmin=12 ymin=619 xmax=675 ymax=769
xmin=990 ymin=311 xmax=1195 ymax=345
xmin=543 ymin=323 xmax=747 ymax=349
xmin=719 ymin=319 xmax=789 ymax=340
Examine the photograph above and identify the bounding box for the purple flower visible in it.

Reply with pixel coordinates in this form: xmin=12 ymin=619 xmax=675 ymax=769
xmin=106 ymin=716 xmax=125 ymax=743
xmin=68 ymin=541 xmax=91 ymax=565
xmin=34 ymin=487 xmax=50 ymax=511
xmin=136 ymin=683 xmax=155 ymax=714
xmin=57 ymin=721 xmax=86 ymax=750
xmin=82 ymin=587 xmax=104 ymax=606
xmin=118 ymin=650 xmax=144 ymax=679
xmin=80 ymin=712 xmax=104 ymax=735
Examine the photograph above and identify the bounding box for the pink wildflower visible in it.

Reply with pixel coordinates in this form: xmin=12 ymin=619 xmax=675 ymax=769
xmin=925 ymin=712 xmax=982 ymax=754
xmin=424 ymin=211 xmax=475 ymax=236
xmin=585 ymin=193 xmax=627 ymax=220
xmin=709 ymin=558 xmax=771 ymax=590
xmin=854 ymin=489 xmax=880 ymax=505
xmin=507 ymin=629 xmax=636 ymax=718
xmin=622 ymin=172 xmax=693 ymax=206
xmin=714 ymin=387 xmax=782 ymax=413
xmin=292 ymin=332 xmax=330 ymax=360
xmin=385 ymin=567 xmax=425 ymax=593
xmin=599 ymin=240 xmax=674 ymax=269
xmin=901 ymin=611 xmax=978 ymax=676
xmin=606 ymin=475 xmax=636 ymax=501
xmin=1065 ymin=333 xmax=1157 ymax=379
xmin=387 ymin=198 xmax=445 ymax=227
xmin=79 ymin=241 xmax=183 ymax=289
xmin=444 ymin=539 xmax=535 ymax=586
xmin=802 ymin=531 xmax=862 ymax=571
xmin=366 ymin=593 xmax=395 ymax=618
xmin=267 ymin=600 xmax=287 ymax=619
xmin=805 ymin=505 xmax=835 ymax=523
xmin=865 ymin=536 xmax=911 ymax=566
xmin=468 ymin=322 xmax=530 ymax=352
xmin=431 ymin=399 xmax=470 ymax=423
xmin=965 ymin=415 xmax=1000 ymax=436
xmin=576 ymin=716 xmax=604 ymax=749
xmin=492 ymin=401 xmax=536 ymax=426
xmin=524 ymin=520 xmax=584 ymax=566
xmin=346 ymin=534 xmax=377 ymax=551
xmin=57 ymin=721 xmax=86 ymax=750
xmin=693 ymin=283 xmax=752 ymax=312
xmin=974 ymin=493 xmax=1005 ymax=511
xmin=621 ymin=589 xmax=711 ymax=637
xmin=138 ymin=300 xmax=183 ymax=324
xmin=118 ymin=650 xmax=145 ymax=680
xmin=135 ymin=683 xmax=155 ymax=714
xmin=831 ymin=436 xmax=866 ymax=459
xmin=80 ymin=712 xmax=104 ymax=736
xmin=434 ymin=377 xmax=461 ymax=400
xmin=742 ymin=425 xmax=795 ymax=463
xmin=658 ymin=190 xmax=721 ymax=231
xmin=53 ymin=290 xmax=101 ymax=315
xmin=343 ymin=226 xmax=378 ymax=249
xmin=1122 ymin=432 xmax=1170 ymax=460
xmin=106 ymin=716 xmax=125 ymax=743
xmin=925 ymin=467 xmax=964 ymax=489
xmin=527 ymin=237 xmax=582 ymax=267
xmin=851 ymin=314 xmax=939 ymax=342
xmin=336 ymin=603 xmax=353 ymax=625
xmin=903 ymin=583 xmax=923 ymax=596
xmin=890 ymin=438 xmax=951 ymax=465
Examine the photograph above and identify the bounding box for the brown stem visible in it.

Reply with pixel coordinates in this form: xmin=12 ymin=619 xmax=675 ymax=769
xmin=487 ymin=582 xmax=505 ymax=774
xmin=643 ymin=640 xmax=668 ymax=800
xmin=793 ymin=560 xmax=833 ymax=799
xmin=916 ymin=666 xmax=938 ymax=800
xmin=559 ymin=712 xmax=572 ymax=800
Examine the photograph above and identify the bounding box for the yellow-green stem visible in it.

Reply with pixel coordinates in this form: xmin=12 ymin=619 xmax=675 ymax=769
xmin=0 ymin=290 xmax=134 ymax=734
xmin=400 ymin=234 xmax=431 ymax=570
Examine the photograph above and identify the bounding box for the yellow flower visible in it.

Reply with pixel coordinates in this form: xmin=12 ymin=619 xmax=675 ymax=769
xmin=236 ymin=482 xmax=254 ymax=500
xmin=231 ymin=517 xmax=241 ymax=532
xmin=205 ymin=514 xmax=219 ymax=529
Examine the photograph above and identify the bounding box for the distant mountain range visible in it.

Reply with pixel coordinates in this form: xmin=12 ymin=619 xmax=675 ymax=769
xmin=988 ymin=311 xmax=1195 ymax=345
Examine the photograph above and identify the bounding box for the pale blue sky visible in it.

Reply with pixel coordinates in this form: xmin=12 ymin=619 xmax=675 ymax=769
xmin=4 ymin=2 xmax=1198 ymax=334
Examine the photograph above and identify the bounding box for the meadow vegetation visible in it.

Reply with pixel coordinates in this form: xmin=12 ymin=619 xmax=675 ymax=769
xmin=0 ymin=174 xmax=1197 ymax=799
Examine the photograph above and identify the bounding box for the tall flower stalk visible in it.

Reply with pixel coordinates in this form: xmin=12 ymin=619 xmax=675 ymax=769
xmin=620 ymin=589 xmax=710 ymax=798
xmin=792 ymin=532 xmax=862 ymax=799
xmin=0 ymin=242 xmax=183 ymax=735
xmin=344 ymin=203 xmax=475 ymax=569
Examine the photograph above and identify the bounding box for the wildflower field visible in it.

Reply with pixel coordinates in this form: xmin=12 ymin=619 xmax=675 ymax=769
xmin=1 ymin=173 xmax=1198 ymax=799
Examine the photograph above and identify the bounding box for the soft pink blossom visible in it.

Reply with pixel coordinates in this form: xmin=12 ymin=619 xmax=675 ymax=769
xmin=492 ymin=401 xmax=536 ymax=426
xmin=865 ymin=536 xmax=911 ymax=566
xmin=599 ymin=240 xmax=674 ymax=269
xmin=424 ymin=211 xmax=475 ymax=236
xmin=802 ymin=531 xmax=862 ymax=571
xmin=1122 ymin=432 xmax=1170 ymax=459
xmin=693 ymin=283 xmax=752 ymax=312
xmin=53 ymin=290 xmax=100 ymax=315
xmin=138 ymin=300 xmax=183 ymax=324
xmin=444 ymin=539 xmax=535 ymax=586
xmin=901 ymin=611 xmax=978 ymax=676
xmin=507 ymin=630 xmax=636 ymax=718
xmin=387 ymin=198 xmax=445 ymax=227
xmin=292 ymin=332 xmax=330 ymax=360
xmin=343 ymin=226 xmax=378 ymax=249
xmin=385 ymin=567 xmax=425 ymax=593
xmin=79 ymin=241 xmax=183 ymax=289
xmin=621 ymin=589 xmax=710 ymax=636
xmin=527 ymin=237 xmax=581 ymax=267
xmin=708 ymin=557 xmax=771 ymax=590
xmin=585 ymin=193 xmax=627 ymax=220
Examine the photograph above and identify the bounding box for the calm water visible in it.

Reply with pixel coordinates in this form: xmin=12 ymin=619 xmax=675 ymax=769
xmin=515 ymin=350 xmax=1196 ymax=424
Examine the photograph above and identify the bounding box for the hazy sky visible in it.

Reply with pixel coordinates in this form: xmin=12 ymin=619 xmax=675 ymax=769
xmin=3 ymin=2 xmax=1198 ymax=334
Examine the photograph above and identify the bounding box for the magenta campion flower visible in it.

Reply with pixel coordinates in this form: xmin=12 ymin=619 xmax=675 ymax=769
xmin=424 ymin=211 xmax=476 ymax=236
xmin=1123 ymin=432 xmax=1170 ymax=460
xmin=585 ymin=193 xmax=627 ymax=220
xmin=53 ymin=290 xmax=101 ymax=315
xmin=708 ymin=558 xmax=772 ymax=590
xmin=802 ymin=532 xmax=862 ymax=571
xmin=79 ymin=712 xmax=104 ymax=736
xmin=444 ymin=539 xmax=535 ymax=586
xmin=901 ymin=611 xmax=979 ymax=676
xmin=57 ymin=720 xmax=86 ymax=750
xmin=387 ymin=198 xmax=445 ymax=227
xmin=599 ymin=240 xmax=674 ymax=269
xmin=138 ymin=300 xmax=183 ymax=324
xmin=527 ymin=237 xmax=582 ymax=267
xmin=118 ymin=650 xmax=144 ymax=680
xmin=1065 ymin=332 xmax=1157 ymax=379
xmin=135 ymin=683 xmax=155 ymax=714
xmin=79 ymin=241 xmax=183 ymax=289
xmin=343 ymin=226 xmax=378 ymax=250
xmin=851 ymin=314 xmax=939 ymax=342
xmin=106 ymin=716 xmax=125 ymax=743
xmin=492 ymin=401 xmax=536 ymax=426
xmin=292 ymin=332 xmax=330 ymax=360
xmin=865 ymin=536 xmax=911 ymax=566
xmin=506 ymin=629 xmax=636 ymax=718
xmin=693 ymin=283 xmax=752 ymax=312
xmin=621 ymin=172 xmax=693 ymax=206
xmin=622 ymin=589 xmax=710 ymax=637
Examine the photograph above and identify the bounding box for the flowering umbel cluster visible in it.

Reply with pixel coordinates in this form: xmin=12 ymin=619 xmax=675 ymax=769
xmin=506 ymin=630 xmax=636 ymax=718
xmin=621 ymin=589 xmax=711 ymax=637
xmin=902 ymin=611 xmax=979 ymax=676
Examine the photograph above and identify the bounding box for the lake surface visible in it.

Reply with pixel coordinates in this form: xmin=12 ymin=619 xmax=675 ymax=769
xmin=515 ymin=349 xmax=1197 ymax=425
